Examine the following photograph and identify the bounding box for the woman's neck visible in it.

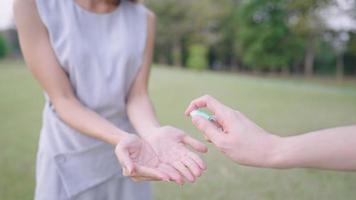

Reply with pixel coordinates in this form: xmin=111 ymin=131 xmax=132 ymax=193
xmin=88 ymin=0 xmax=119 ymax=5
xmin=75 ymin=0 xmax=120 ymax=13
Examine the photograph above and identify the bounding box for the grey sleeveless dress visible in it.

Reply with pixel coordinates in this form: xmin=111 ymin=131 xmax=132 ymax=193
xmin=35 ymin=0 xmax=151 ymax=199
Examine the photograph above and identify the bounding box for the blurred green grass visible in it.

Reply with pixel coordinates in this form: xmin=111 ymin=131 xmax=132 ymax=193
xmin=1 ymin=59 xmax=356 ymax=200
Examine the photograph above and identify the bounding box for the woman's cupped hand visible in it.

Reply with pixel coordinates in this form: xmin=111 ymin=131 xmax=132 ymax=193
xmin=115 ymin=127 xmax=208 ymax=184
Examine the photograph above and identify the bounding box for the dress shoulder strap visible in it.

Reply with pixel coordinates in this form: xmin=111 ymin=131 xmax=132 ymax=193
xmin=35 ymin=0 xmax=71 ymax=29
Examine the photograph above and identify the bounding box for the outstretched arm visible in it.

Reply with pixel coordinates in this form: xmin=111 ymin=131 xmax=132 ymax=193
xmin=274 ymin=126 xmax=356 ymax=170
xmin=126 ymin=10 xmax=207 ymax=184
xmin=186 ymin=95 xmax=356 ymax=171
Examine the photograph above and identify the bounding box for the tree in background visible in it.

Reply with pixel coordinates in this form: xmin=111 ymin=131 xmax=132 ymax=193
xmin=186 ymin=44 xmax=208 ymax=70
xmin=344 ymin=32 xmax=356 ymax=75
xmin=147 ymin=0 xmax=223 ymax=67
xmin=234 ymin=0 xmax=302 ymax=72
xmin=0 ymin=35 xmax=8 ymax=59
xmin=324 ymin=31 xmax=349 ymax=80
xmin=287 ymin=0 xmax=331 ymax=77
xmin=319 ymin=0 xmax=356 ymax=79
xmin=148 ymin=0 xmax=199 ymax=66
xmin=212 ymin=0 xmax=242 ymax=71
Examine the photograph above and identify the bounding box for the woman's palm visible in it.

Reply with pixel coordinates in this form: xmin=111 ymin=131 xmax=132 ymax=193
xmin=115 ymin=134 xmax=169 ymax=182
xmin=145 ymin=126 xmax=207 ymax=183
xmin=116 ymin=128 xmax=207 ymax=184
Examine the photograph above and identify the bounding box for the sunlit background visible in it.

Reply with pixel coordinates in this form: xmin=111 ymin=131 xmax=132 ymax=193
xmin=1 ymin=0 xmax=356 ymax=199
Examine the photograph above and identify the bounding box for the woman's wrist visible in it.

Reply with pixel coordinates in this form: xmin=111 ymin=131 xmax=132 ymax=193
xmin=265 ymin=135 xmax=296 ymax=169
xmin=108 ymin=129 xmax=131 ymax=146
xmin=137 ymin=124 xmax=161 ymax=139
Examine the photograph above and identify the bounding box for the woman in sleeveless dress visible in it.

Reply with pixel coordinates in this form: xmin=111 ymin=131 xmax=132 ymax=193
xmin=14 ymin=0 xmax=208 ymax=199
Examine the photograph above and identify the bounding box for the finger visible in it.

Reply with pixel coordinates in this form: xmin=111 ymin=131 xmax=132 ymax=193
xmin=185 ymin=95 xmax=225 ymax=116
xmin=115 ymin=145 xmax=134 ymax=175
xmin=134 ymin=165 xmax=170 ymax=181
xmin=172 ymin=161 xmax=195 ymax=183
xmin=187 ymin=151 xmax=207 ymax=170
xmin=192 ymin=116 xmax=223 ymax=144
xmin=182 ymin=135 xmax=208 ymax=153
xmin=131 ymin=176 xmax=160 ymax=182
xmin=181 ymin=157 xmax=203 ymax=177
xmin=158 ymin=163 xmax=184 ymax=184
xmin=131 ymin=175 xmax=162 ymax=182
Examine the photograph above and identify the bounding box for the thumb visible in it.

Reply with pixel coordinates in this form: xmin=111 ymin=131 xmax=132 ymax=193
xmin=192 ymin=116 xmax=223 ymax=144
xmin=115 ymin=145 xmax=134 ymax=175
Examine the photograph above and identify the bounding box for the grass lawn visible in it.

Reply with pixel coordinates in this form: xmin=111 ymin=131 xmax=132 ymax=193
xmin=1 ymin=59 xmax=356 ymax=200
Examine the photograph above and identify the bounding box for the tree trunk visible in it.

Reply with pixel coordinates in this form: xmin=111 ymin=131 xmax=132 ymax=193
xmin=281 ymin=66 xmax=290 ymax=76
xmin=158 ymin=54 xmax=167 ymax=65
xmin=336 ymin=52 xmax=344 ymax=81
xmin=304 ymin=36 xmax=317 ymax=78
xmin=292 ymin=59 xmax=301 ymax=74
xmin=230 ymin=56 xmax=240 ymax=72
xmin=172 ymin=40 xmax=182 ymax=67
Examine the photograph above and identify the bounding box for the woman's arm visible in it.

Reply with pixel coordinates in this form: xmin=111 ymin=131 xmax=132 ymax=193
xmin=274 ymin=126 xmax=356 ymax=171
xmin=126 ymin=10 xmax=160 ymax=138
xmin=15 ymin=0 xmax=187 ymax=182
xmin=126 ymin=10 xmax=208 ymax=184
xmin=186 ymin=95 xmax=356 ymax=171
xmin=14 ymin=0 xmax=128 ymax=145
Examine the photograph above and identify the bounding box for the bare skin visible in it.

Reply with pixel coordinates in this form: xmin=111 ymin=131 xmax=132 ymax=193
xmin=75 ymin=0 xmax=120 ymax=14
xmin=14 ymin=0 xmax=207 ymax=184
xmin=186 ymin=95 xmax=356 ymax=171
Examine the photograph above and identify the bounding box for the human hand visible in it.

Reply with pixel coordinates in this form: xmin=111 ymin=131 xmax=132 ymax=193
xmin=185 ymin=95 xmax=281 ymax=168
xmin=115 ymin=134 xmax=173 ymax=182
xmin=143 ymin=126 xmax=208 ymax=184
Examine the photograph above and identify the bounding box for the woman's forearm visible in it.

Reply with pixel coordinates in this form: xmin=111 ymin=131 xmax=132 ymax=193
xmin=272 ymin=126 xmax=356 ymax=170
xmin=127 ymin=92 xmax=160 ymax=138
xmin=54 ymin=96 xmax=128 ymax=145
xmin=126 ymin=10 xmax=159 ymax=139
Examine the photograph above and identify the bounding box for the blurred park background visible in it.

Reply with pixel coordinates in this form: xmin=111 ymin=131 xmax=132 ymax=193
xmin=1 ymin=0 xmax=356 ymax=199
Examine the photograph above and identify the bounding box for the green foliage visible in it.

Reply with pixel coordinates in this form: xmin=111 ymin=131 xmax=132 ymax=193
xmin=347 ymin=32 xmax=356 ymax=56
xmin=344 ymin=33 xmax=356 ymax=74
xmin=235 ymin=0 xmax=303 ymax=70
xmin=146 ymin=0 xmax=356 ymax=76
xmin=315 ymin=40 xmax=336 ymax=74
xmin=0 ymin=35 xmax=8 ymax=59
xmin=186 ymin=44 xmax=208 ymax=70
xmin=147 ymin=0 xmax=225 ymax=66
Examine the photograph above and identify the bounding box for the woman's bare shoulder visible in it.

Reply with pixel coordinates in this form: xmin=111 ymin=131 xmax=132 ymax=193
xmin=13 ymin=0 xmax=36 ymax=13
xmin=13 ymin=0 xmax=45 ymax=29
xmin=13 ymin=0 xmax=38 ymax=21
xmin=143 ymin=6 xmax=155 ymax=24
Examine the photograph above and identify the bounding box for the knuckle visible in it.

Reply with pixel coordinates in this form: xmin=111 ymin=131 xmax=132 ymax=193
xmin=203 ymin=94 xmax=212 ymax=101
